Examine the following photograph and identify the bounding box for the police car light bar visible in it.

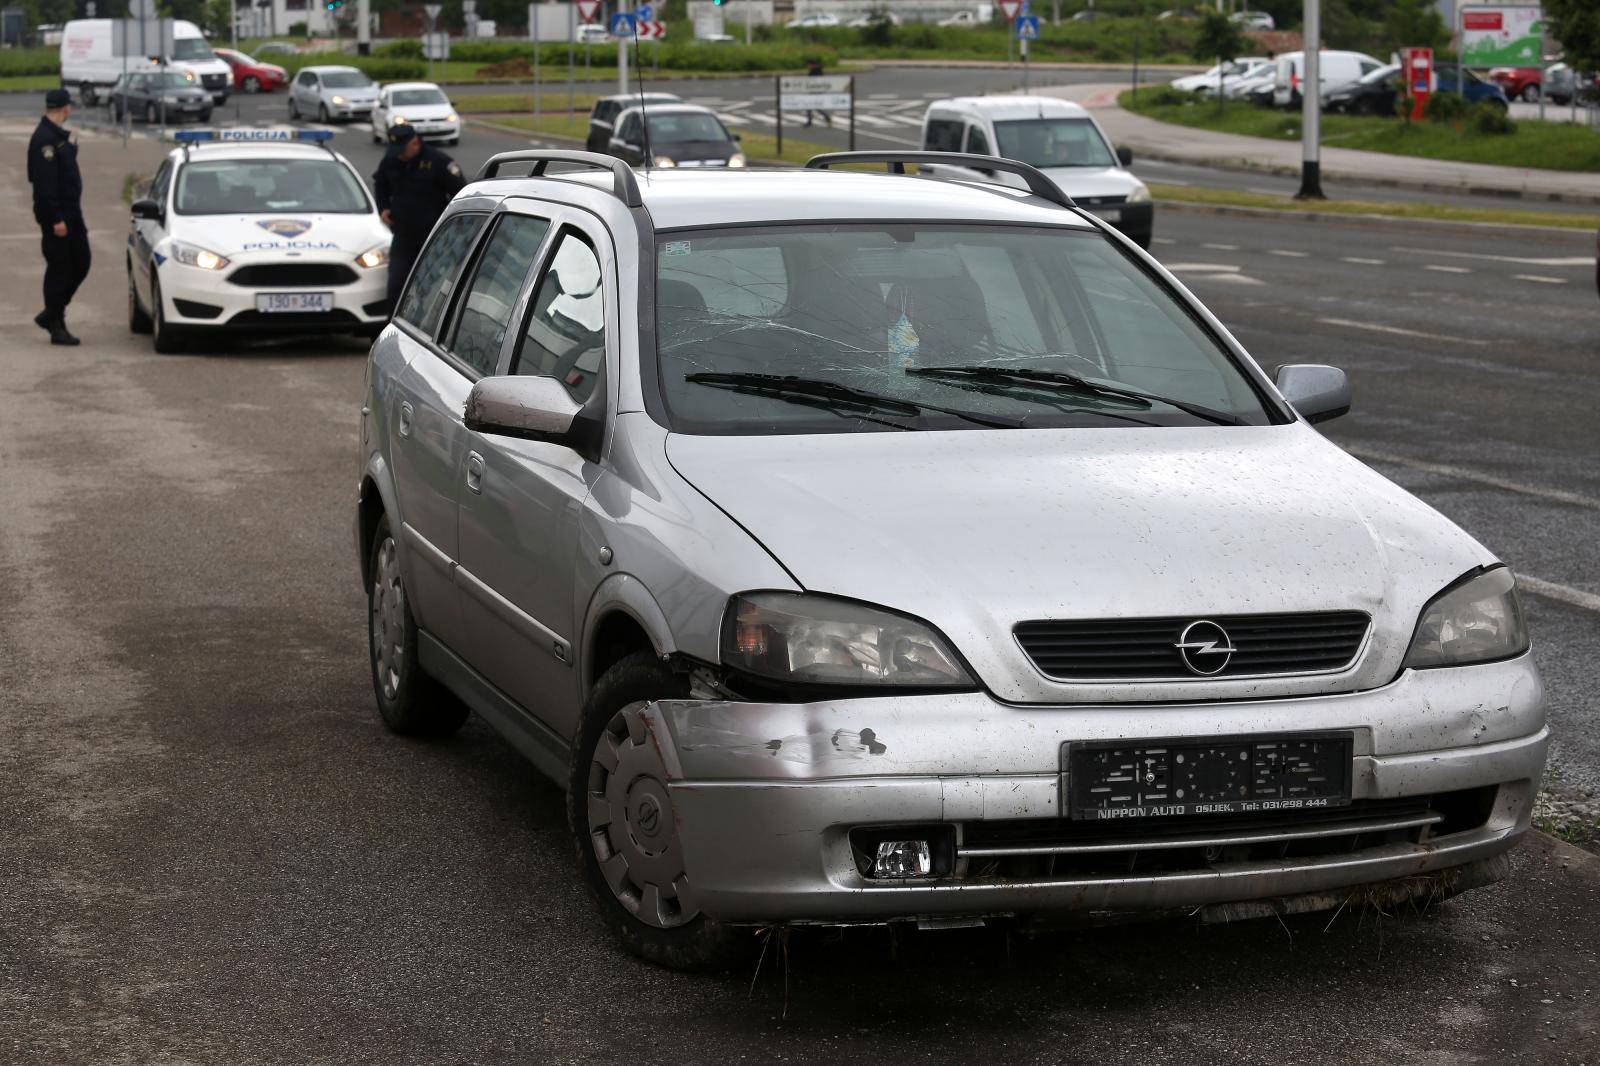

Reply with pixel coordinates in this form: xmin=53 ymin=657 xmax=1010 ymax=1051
xmin=172 ymin=128 xmax=336 ymax=143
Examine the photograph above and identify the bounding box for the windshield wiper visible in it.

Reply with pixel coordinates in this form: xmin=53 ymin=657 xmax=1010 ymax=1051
xmin=684 ymin=372 xmax=1024 ymax=429
xmin=907 ymin=365 xmax=1247 ymax=427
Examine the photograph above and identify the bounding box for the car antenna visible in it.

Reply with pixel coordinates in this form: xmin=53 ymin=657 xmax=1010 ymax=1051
xmin=633 ymin=13 xmax=653 ymax=174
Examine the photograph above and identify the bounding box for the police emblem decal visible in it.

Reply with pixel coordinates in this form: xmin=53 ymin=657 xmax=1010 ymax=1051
xmin=41 ymin=145 xmax=54 ymax=160
xmin=257 ymin=219 xmax=312 ymax=238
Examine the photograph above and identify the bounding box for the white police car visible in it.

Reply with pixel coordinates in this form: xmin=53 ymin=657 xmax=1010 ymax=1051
xmin=127 ymin=128 xmax=392 ymax=352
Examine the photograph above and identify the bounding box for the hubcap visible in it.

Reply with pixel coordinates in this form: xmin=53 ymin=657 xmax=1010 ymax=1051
xmin=587 ymin=703 xmax=698 ymax=930
xmin=370 ymin=536 xmax=405 ymax=700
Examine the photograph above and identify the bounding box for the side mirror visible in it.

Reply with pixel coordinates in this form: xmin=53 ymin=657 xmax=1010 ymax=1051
xmin=1116 ymin=145 xmax=1134 ymax=167
xmin=131 ymin=197 xmax=162 ymax=221
xmin=732 ymin=131 xmax=742 ymax=141
xmin=464 ymin=375 xmax=602 ymax=459
xmin=1275 ymin=364 xmax=1351 ymax=424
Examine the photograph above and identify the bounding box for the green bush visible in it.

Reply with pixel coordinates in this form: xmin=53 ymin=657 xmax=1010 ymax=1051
xmin=1471 ymin=101 xmax=1515 ymax=135
xmin=278 ymin=53 xmax=426 ymax=79
xmin=0 ymin=47 xmax=58 ymax=76
xmin=1140 ymin=84 xmax=1196 ymax=107
xmin=375 ymin=40 xmax=423 ymax=58
xmin=1423 ymin=91 xmax=1469 ymax=122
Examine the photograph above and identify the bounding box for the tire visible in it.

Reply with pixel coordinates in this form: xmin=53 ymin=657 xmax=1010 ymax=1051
xmin=366 ymin=515 xmax=469 ymax=737
xmin=568 ymin=651 xmax=747 ymax=971
xmin=199 ymin=109 xmax=212 ymax=123
xmin=113 ymin=100 xmax=123 ymax=122
xmin=128 ymin=262 xmax=152 ymax=335
xmin=289 ymin=96 xmax=299 ymax=120
xmin=150 ymin=276 xmax=187 ymax=354
xmin=79 ymin=82 xmax=97 ymax=107
xmin=1521 ymin=84 xmax=1540 ymax=103
xmin=243 ymin=75 xmax=260 ymax=94
xmin=144 ymin=101 xmax=158 ymax=125
xmin=318 ymin=102 xmax=330 ymax=123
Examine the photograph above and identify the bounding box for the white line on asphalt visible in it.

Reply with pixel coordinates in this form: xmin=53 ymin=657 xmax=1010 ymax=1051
xmin=1345 ymin=444 xmax=1600 ymax=510
xmin=1391 ymin=246 xmax=1594 ymax=267
xmin=1316 ymin=317 xmax=1491 ymax=346
xmin=1202 ymin=243 xmax=1240 ymax=250
xmin=1424 ymin=264 xmax=1473 ymax=274
xmin=1514 ymin=274 xmax=1568 ymax=284
xmin=1515 ymin=575 xmax=1600 ymax=613
xmin=1342 ymin=256 xmax=1386 ymax=265
xmin=1268 ymin=249 xmax=1310 ymax=257
xmin=1152 ymin=237 xmax=1177 ymax=245
xmin=1197 ymin=274 xmax=1267 ymax=285
xmin=1166 ymin=262 xmax=1241 ymax=272
xmin=867 ymin=93 xmax=901 ymax=99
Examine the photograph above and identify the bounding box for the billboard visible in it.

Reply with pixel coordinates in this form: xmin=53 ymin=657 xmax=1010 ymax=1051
xmin=1460 ymin=5 xmax=1543 ymax=67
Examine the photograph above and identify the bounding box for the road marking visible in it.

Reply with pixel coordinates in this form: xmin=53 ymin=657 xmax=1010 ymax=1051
xmin=1268 ymin=249 xmax=1309 ymax=257
xmin=1199 ymin=274 xmax=1266 ymax=285
xmin=1514 ymin=273 xmax=1568 ymax=284
xmin=1392 ymin=246 xmax=1594 ymax=267
xmin=1424 ymin=264 xmax=1472 ymax=274
xmin=1152 ymin=237 xmax=1177 ymax=245
xmin=1165 ymin=262 xmax=1241 ymax=272
xmin=1345 ymin=444 xmax=1600 ymax=510
xmin=1342 ymin=256 xmax=1385 ymax=265
xmin=1315 ymin=317 xmax=1490 ymax=346
xmin=1202 ymin=242 xmax=1239 ymax=250
xmin=1516 ymin=575 xmax=1600 ymax=614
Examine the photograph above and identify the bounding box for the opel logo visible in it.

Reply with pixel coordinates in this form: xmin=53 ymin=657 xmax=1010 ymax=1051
xmin=1175 ymin=620 xmax=1237 ymax=676
xmin=636 ymin=797 xmax=660 ymax=834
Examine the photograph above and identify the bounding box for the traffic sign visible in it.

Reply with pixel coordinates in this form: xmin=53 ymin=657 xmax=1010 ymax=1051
xmin=576 ymin=0 xmax=600 ymax=22
xmin=636 ymin=19 xmax=666 ymax=39
xmin=1015 ymin=14 xmax=1040 ymax=40
xmin=997 ymin=0 xmax=1021 ymax=19
xmin=635 ymin=3 xmax=652 ymax=22
xmin=608 ymin=11 xmax=636 ymax=35
xmin=423 ymin=2 xmax=441 ymax=19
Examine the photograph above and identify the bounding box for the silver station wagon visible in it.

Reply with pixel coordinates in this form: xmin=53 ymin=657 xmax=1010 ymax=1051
xmin=355 ymin=149 xmax=1548 ymax=969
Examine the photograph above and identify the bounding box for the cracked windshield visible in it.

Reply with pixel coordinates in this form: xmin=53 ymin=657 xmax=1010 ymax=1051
xmin=656 ymin=224 xmax=1275 ymax=433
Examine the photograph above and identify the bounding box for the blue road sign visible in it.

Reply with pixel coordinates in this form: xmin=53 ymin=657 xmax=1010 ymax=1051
xmin=635 ymin=4 xmax=652 ymax=22
xmin=608 ymin=11 xmax=636 ymax=36
xmin=1015 ymin=14 xmax=1040 ymax=40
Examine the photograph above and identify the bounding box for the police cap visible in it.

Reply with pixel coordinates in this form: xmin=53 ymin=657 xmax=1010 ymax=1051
xmin=387 ymin=123 xmax=418 ymax=145
xmin=45 ymin=88 xmax=71 ymax=109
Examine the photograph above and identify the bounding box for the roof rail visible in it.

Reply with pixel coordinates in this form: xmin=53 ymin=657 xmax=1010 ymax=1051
xmin=474 ymin=150 xmax=644 ymax=208
xmin=804 ymin=151 xmax=1074 ymax=210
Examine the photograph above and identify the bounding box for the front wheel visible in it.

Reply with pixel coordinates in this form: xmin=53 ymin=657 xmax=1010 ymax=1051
xmin=288 ymin=96 xmax=299 ymax=120
xmin=243 ymin=75 xmax=260 ymax=94
xmin=568 ymin=651 xmax=746 ymax=971
xmin=366 ymin=516 xmax=469 ymax=737
xmin=150 ymin=275 xmax=186 ymax=354
xmin=144 ymin=101 xmax=157 ymax=125
xmin=128 ymin=263 xmax=152 ymax=334
xmin=318 ymin=102 xmax=330 ymax=123
xmin=79 ymin=82 xmax=97 ymax=107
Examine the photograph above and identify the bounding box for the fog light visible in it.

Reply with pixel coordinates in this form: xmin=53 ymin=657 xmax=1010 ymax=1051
xmin=873 ymin=839 xmax=931 ymax=878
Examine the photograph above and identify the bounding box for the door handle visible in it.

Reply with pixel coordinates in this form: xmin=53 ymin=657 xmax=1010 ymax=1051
xmin=465 ymin=451 xmax=484 ymax=495
xmin=398 ymin=401 xmax=413 ymax=438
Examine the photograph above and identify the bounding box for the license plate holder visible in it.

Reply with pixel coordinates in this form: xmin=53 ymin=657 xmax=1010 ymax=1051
xmin=1091 ymin=206 xmax=1122 ymax=222
xmin=256 ymin=292 xmax=332 ymax=313
xmin=1064 ymin=732 xmax=1353 ymax=821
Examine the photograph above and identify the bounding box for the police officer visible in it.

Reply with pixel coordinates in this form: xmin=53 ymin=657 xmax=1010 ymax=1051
xmin=28 ymin=88 xmax=89 ymax=346
xmin=373 ymin=124 xmax=465 ymax=311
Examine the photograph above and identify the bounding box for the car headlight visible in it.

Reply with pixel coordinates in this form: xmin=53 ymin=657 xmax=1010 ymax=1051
xmin=722 ymin=592 xmax=974 ymax=688
xmin=331 ymin=95 xmax=347 ymax=105
xmin=1403 ymin=567 xmax=1529 ymax=669
xmin=355 ymin=244 xmax=389 ymax=269
xmin=652 ymin=155 xmax=677 ymax=167
xmin=727 ymin=152 xmax=747 ymax=168
xmin=446 ymin=111 xmax=458 ymax=123
xmin=170 ymin=240 xmax=229 ymax=270
xmin=389 ymin=114 xmax=406 ymax=124
xmin=1126 ymin=183 xmax=1152 ymax=203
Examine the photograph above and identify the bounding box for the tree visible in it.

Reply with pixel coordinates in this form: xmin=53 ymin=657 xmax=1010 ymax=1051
xmin=200 ymin=0 xmax=231 ymax=36
xmin=1383 ymin=0 xmax=1446 ymax=53
xmin=1545 ymin=0 xmax=1600 ymax=72
xmin=1193 ymin=10 xmax=1246 ymax=99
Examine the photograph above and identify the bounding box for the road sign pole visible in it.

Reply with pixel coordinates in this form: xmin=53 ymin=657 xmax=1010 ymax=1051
xmin=567 ymin=1 xmax=574 ymax=115
xmin=848 ymin=75 xmax=855 ymax=151
xmin=533 ymin=1 xmax=541 ymax=129
xmin=618 ymin=1 xmax=629 ymax=95
xmin=1022 ymin=36 xmax=1029 ymax=91
xmin=1296 ymin=0 xmax=1324 ymax=199
xmin=775 ymin=75 xmax=782 ymax=157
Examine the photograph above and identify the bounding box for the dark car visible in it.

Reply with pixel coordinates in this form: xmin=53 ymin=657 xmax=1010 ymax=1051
xmin=605 ymin=103 xmax=746 ymax=168
xmin=585 ymin=91 xmax=681 ymax=152
xmin=1326 ymin=64 xmax=1509 ymax=116
xmin=109 ymin=70 xmax=213 ymax=124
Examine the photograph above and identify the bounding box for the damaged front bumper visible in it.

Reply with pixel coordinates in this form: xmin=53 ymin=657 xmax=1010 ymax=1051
xmin=645 ymin=654 xmax=1547 ymax=925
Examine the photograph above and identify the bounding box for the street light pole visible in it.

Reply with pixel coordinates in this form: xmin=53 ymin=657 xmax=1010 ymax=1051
xmin=1296 ymin=0 xmax=1324 ymax=199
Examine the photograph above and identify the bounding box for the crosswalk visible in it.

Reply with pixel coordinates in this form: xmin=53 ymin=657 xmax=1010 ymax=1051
xmin=686 ymin=94 xmax=937 ymax=133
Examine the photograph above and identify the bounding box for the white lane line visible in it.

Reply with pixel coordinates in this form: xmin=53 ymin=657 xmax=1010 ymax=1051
xmin=1342 ymin=256 xmax=1385 ymax=265
xmin=1166 ymin=262 xmax=1241 ymax=272
xmin=1392 ymin=246 xmax=1594 ymax=267
xmin=1425 ymin=264 xmax=1473 ymax=274
xmin=1202 ymin=242 xmax=1240 ymax=250
xmin=852 ymin=113 xmax=899 ymax=127
xmin=1152 ymin=237 xmax=1177 ymax=245
xmin=1516 ymin=575 xmax=1600 ymax=614
xmin=1515 ymin=274 xmax=1568 ymax=284
xmin=1198 ymin=274 xmax=1266 ymax=285
xmin=1345 ymin=444 xmax=1600 ymax=510
xmin=1268 ymin=249 xmax=1309 ymax=258
xmin=1316 ymin=317 xmax=1490 ymax=346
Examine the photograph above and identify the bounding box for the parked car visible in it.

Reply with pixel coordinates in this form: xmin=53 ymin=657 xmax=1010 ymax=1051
xmin=60 ymin=17 xmax=231 ymax=105
xmin=576 ymin=23 xmax=611 ymax=45
xmin=1544 ymin=63 xmax=1595 ymax=106
xmin=1230 ymin=9 xmax=1274 ymax=30
xmin=1273 ymin=50 xmax=1386 ymax=108
xmin=788 ymin=12 xmax=841 ymax=28
xmin=1324 ymin=63 xmax=1400 ymax=115
xmin=1230 ymin=64 xmax=1281 ymax=103
xmin=937 ymin=10 xmax=981 ymax=26
xmin=922 ymin=95 xmax=1153 ymax=247
xmin=213 ymin=47 xmax=287 ymax=93
xmin=107 ymin=69 xmax=213 ymax=124
xmin=1170 ymin=56 xmax=1268 ymax=95
xmin=371 ymin=81 xmax=460 ymax=145
xmin=604 ymin=103 xmax=745 ymax=168
xmin=253 ymin=41 xmax=298 ymax=56
xmin=585 ymin=91 xmax=681 ymax=152
xmin=846 ymin=11 xmax=901 ymax=27
xmin=358 ymin=147 xmax=1547 ymax=971
xmin=1436 ymin=68 xmax=1512 ymax=109
xmin=1490 ymin=65 xmax=1542 ymax=102
xmin=288 ymin=65 xmax=380 ymax=123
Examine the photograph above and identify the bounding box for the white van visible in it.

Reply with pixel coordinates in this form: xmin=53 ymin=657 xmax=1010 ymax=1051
xmin=60 ymin=19 xmax=232 ymax=106
xmin=1272 ymin=50 xmax=1385 ymax=107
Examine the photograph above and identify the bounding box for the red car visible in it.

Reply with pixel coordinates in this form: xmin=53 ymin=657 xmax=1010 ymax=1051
xmin=1489 ymin=65 xmax=1541 ymax=102
xmin=213 ymin=48 xmax=288 ymax=94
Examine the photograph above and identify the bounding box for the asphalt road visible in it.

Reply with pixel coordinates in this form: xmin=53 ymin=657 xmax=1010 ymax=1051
xmin=2 ymin=122 xmax=1598 ymax=1064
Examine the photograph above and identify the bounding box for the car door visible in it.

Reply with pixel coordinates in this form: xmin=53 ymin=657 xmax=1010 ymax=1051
xmin=386 ymin=210 xmax=492 ymax=653
xmin=373 ymin=88 xmax=389 ymax=131
xmin=454 ymin=209 xmax=608 ymax=734
xmin=294 ymin=70 xmax=316 ymax=111
xmin=131 ymin=157 xmax=171 ymax=307
xmin=610 ymin=112 xmax=643 ymax=163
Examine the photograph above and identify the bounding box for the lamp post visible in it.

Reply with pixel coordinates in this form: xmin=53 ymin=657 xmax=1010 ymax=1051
xmin=1296 ymin=0 xmax=1325 ymax=199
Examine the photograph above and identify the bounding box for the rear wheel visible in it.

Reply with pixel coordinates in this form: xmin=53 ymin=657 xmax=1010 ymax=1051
xmin=150 ymin=276 xmax=187 ymax=354
xmin=1521 ymin=84 xmax=1540 ymax=102
xmin=366 ymin=515 xmax=469 ymax=737
xmin=128 ymin=262 xmax=151 ymax=334
xmin=78 ymin=82 xmax=97 ymax=107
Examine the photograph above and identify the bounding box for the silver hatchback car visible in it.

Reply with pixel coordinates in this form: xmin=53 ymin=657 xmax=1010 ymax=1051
xmin=355 ymin=150 xmax=1548 ymax=969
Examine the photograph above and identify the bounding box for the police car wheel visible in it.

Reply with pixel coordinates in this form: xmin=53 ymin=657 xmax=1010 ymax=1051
xmin=127 ymin=263 xmax=152 ymax=335
xmin=366 ymin=515 xmax=469 ymax=738
xmin=150 ymin=277 xmax=187 ymax=354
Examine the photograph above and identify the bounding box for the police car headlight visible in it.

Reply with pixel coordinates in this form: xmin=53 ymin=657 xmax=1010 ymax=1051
xmin=652 ymin=156 xmax=677 ymax=167
xmin=728 ymin=153 xmax=747 ymax=168
xmin=171 ymin=240 xmax=229 ymax=271
xmin=1126 ymin=183 xmax=1152 ymax=203
xmin=355 ymin=245 xmax=390 ymax=269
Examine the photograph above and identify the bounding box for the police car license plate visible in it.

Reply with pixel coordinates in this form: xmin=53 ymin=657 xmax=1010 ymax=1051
xmin=257 ymin=292 xmax=332 ymax=313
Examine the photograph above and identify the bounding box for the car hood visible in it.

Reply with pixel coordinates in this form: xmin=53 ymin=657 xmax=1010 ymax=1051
xmin=329 ymin=87 xmax=379 ymax=101
xmin=393 ymin=103 xmax=455 ymax=119
xmin=171 ymin=213 xmax=387 ymax=257
xmin=665 ymin=424 xmax=1495 ymax=702
xmin=1038 ymin=165 xmax=1144 ymax=199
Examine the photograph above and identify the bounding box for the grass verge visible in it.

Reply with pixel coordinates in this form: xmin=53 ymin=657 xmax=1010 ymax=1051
xmin=477 ymin=112 xmax=836 ymax=166
xmin=453 ymin=91 xmax=603 ymax=115
xmin=0 ymin=74 xmax=68 ymax=92
xmin=1149 ymin=182 xmax=1600 ymax=231
xmin=1122 ymin=90 xmax=1600 ymax=173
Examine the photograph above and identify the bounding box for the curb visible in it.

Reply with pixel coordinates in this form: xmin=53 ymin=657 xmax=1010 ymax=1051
xmin=1154 ymin=196 xmax=1596 ymax=238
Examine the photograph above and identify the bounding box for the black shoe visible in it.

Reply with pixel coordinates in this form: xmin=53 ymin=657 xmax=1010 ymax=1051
xmin=33 ymin=310 xmax=52 ymax=332
xmin=49 ymin=325 xmax=80 ymax=346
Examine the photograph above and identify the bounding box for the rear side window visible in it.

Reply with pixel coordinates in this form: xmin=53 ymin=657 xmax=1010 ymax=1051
xmin=396 ymin=213 xmax=487 ymax=339
xmin=513 ymin=232 xmax=606 ymax=404
xmin=924 ymin=117 xmax=962 ymax=152
xmin=964 ymin=124 xmax=990 ymax=154
xmin=445 ymin=214 xmax=551 ymax=376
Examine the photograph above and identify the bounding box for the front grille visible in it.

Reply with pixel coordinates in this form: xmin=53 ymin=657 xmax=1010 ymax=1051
xmin=1015 ymin=611 xmax=1370 ymax=680
xmin=228 ymin=264 xmax=358 ymax=287
xmin=201 ymin=73 xmax=227 ymax=89
xmin=172 ymin=298 xmax=222 ymax=319
xmin=223 ymin=309 xmax=359 ymax=329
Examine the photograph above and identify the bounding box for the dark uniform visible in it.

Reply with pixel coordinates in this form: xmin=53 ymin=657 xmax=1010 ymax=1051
xmin=28 ymin=96 xmax=90 ymax=341
xmin=372 ymin=126 xmax=465 ymax=309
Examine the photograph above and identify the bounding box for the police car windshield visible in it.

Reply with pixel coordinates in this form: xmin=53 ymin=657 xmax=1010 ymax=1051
xmin=321 ymin=71 xmax=372 ymax=88
xmin=172 ymin=38 xmax=213 ymax=61
xmin=392 ymin=88 xmax=448 ymax=106
xmin=993 ymin=118 xmax=1116 ymax=168
xmin=175 ymin=159 xmax=371 ymax=215
xmin=647 ymin=112 xmax=731 ymax=143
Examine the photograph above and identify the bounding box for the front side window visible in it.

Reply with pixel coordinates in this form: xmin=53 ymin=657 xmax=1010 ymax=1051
xmin=174 ymin=159 xmax=371 ymax=215
xmin=616 ymin=114 xmax=641 ymax=143
xmin=447 ymin=214 xmax=552 ymax=376
xmin=396 ymin=213 xmax=488 ymax=338
xmin=964 ymin=124 xmax=990 ymax=154
xmin=171 ymin=38 xmax=213 ymax=61
xmin=924 ymin=117 xmax=963 ymax=152
xmin=654 ymin=224 xmax=1278 ymax=435
xmin=994 ymin=118 xmax=1115 ymax=168
xmin=513 ymin=233 xmax=606 ymax=404
xmin=296 ymin=71 xmax=315 ymax=86
xmin=320 ymin=70 xmax=373 ymax=88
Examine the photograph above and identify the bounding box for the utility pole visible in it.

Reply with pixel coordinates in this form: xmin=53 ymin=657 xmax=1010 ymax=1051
xmin=618 ymin=0 xmax=629 ymax=94
xmin=1296 ymin=0 xmax=1324 ymax=199
xmin=356 ymin=0 xmax=370 ymax=54
xmin=745 ymin=0 xmax=752 ymax=45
